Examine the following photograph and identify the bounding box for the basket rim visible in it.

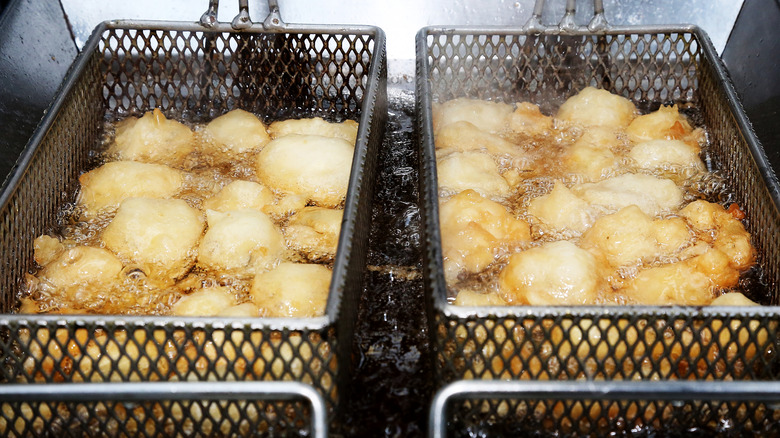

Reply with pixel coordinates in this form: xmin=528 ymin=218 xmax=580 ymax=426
xmin=0 ymin=381 xmax=328 ymax=438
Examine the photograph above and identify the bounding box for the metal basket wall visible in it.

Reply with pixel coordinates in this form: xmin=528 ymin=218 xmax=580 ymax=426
xmin=430 ymin=380 xmax=780 ymax=437
xmin=415 ymin=26 xmax=780 ymax=386
xmin=0 ymin=381 xmax=327 ymax=437
xmin=0 ymin=18 xmax=387 ymax=426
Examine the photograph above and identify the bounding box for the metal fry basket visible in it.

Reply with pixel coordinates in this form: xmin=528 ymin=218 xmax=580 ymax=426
xmin=0 ymin=0 xmax=386 ymax=431
xmin=416 ymin=0 xmax=780 ymax=432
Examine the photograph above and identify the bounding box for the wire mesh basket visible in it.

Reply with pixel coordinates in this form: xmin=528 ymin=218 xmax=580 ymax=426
xmin=0 ymin=0 xmax=386 ymax=429
xmin=415 ymin=0 xmax=780 ymax=409
xmin=430 ymin=380 xmax=780 ymax=437
xmin=0 ymin=381 xmax=327 ymax=437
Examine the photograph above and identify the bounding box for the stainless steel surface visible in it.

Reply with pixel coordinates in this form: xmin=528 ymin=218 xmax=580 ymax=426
xmin=722 ymin=0 xmax=780 ymax=110
xmin=0 ymin=0 xmax=77 ymax=189
xmin=722 ymin=0 xmax=780 ymax=189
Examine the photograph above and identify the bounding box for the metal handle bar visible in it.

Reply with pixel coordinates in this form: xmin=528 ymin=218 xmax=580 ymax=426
xmin=200 ymin=0 xmax=287 ymax=31
xmin=524 ymin=0 xmax=609 ymax=33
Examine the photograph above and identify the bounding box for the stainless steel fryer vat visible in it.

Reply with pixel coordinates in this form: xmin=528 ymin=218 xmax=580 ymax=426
xmin=416 ymin=0 xmax=780 ymax=432
xmin=0 ymin=0 xmax=386 ymax=433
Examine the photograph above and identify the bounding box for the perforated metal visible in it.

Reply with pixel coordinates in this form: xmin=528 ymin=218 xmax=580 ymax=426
xmin=0 ymin=19 xmax=386 ymax=431
xmin=433 ymin=312 xmax=778 ymax=382
xmin=416 ymin=25 xmax=780 ymax=435
xmin=1 ymin=400 xmax=314 ymax=437
xmin=0 ymin=381 xmax=325 ymax=437
xmin=100 ymin=28 xmax=377 ymax=122
xmin=432 ymin=381 xmax=780 ymax=437
xmin=697 ymin=52 xmax=780 ymax=303
xmin=423 ymin=30 xmax=700 ymax=112
xmin=2 ymin=321 xmax=337 ymax=387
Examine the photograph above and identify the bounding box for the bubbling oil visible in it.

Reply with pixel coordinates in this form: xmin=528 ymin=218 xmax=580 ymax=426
xmin=438 ymin=99 xmax=761 ymax=306
xmin=20 ymin=112 xmax=347 ymax=316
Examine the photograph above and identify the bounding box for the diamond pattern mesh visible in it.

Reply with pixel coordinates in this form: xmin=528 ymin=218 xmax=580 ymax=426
xmin=0 ymin=21 xmax=385 ymax=431
xmin=100 ymin=28 xmax=374 ymax=121
xmin=434 ymin=313 xmax=778 ymax=382
xmin=446 ymin=395 xmax=780 ymax=437
xmin=425 ymin=32 xmax=700 ymax=111
xmin=0 ymin=395 xmax=314 ymax=436
xmin=417 ymin=27 xmax=780 ymax=434
xmin=1 ymin=322 xmax=337 ymax=388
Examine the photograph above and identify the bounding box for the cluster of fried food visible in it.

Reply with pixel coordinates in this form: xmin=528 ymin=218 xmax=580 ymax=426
xmin=435 ymin=87 xmax=758 ymax=307
xmin=20 ymin=108 xmax=359 ymax=318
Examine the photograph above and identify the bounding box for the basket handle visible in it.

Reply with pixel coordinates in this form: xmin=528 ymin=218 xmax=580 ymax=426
xmin=263 ymin=0 xmax=286 ymax=30
xmin=200 ymin=0 xmax=220 ymax=28
xmin=231 ymin=0 xmax=252 ymax=30
xmin=589 ymin=0 xmax=608 ymax=32
xmin=199 ymin=0 xmax=287 ymax=30
xmin=523 ymin=0 xmax=609 ymax=33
